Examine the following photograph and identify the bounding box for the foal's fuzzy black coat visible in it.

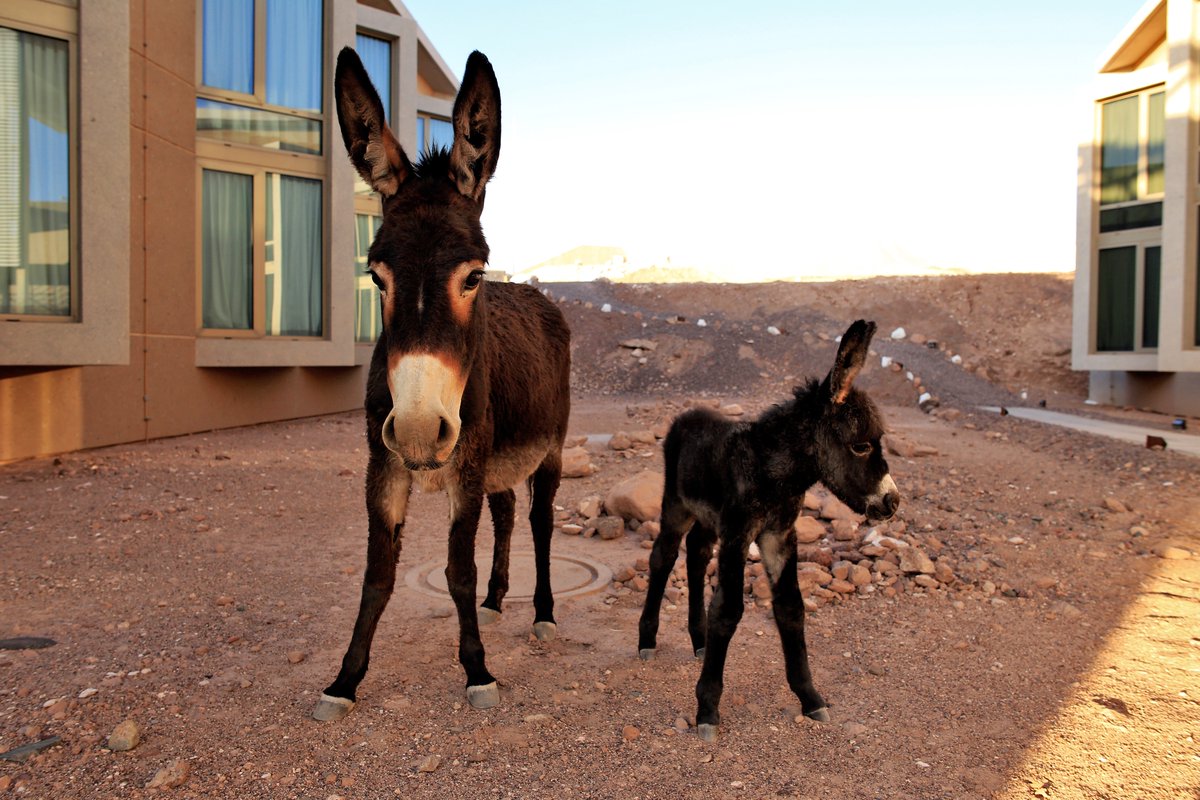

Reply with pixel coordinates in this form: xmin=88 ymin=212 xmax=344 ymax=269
xmin=313 ymin=49 xmax=570 ymax=722
xmin=637 ymin=320 xmax=899 ymax=741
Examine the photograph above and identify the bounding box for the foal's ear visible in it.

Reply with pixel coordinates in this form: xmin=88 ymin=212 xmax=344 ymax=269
xmin=335 ymin=47 xmax=410 ymax=197
xmin=449 ymin=51 xmax=501 ymax=204
xmin=827 ymin=319 xmax=876 ymax=404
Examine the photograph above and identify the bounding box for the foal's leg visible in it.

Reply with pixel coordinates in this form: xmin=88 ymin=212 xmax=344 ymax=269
xmin=695 ymin=514 xmax=752 ymax=742
xmin=636 ymin=495 xmax=693 ymax=659
xmin=479 ymin=489 xmax=516 ymax=625
xmin=314 ymin=460 xmax=411 ymax=722
xmin=759 ymin=528 xmax=828 ymax=721
xmin=685 ymin=522 xmax=717 ymax=658
xmin=445 ymin=478 xmax=499 ymax=709
xmin=528 ymin=458 xmax=561 ymax=641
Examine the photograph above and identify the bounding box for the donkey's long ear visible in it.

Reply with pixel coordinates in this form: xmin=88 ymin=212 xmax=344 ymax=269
xmin=335 ymin=47 xmax=410 ymax=197
xmin=826 ymin=319 xmax=877 ymax=404
xmin=449 ymin=51 xmax=501 ymax=204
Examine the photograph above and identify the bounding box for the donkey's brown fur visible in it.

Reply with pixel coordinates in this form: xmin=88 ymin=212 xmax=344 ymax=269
xmin=313 ymin=49 xmax=570 ymax=722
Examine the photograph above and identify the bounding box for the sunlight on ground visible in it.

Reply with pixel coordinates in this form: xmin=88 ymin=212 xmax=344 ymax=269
xmin=999 ymin=525 xmax=1200 ymax=799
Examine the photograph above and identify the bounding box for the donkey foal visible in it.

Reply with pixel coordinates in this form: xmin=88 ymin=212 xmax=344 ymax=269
xmin=637 ymin=320 xmax=900 ymax=742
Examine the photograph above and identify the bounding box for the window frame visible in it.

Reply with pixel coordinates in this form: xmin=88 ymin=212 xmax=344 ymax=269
xmin=1093 ymin=231 xmax=1162 ymax=354
xmin=0 ymin=0 xmax=130 ymax=367
xmin=0 ymin=12 xmax=79 ymax=324
xmin=1098 ymin=85 xmax=1166 ymax=211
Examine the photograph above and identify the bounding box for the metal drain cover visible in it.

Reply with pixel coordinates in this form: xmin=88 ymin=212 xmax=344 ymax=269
xmin=404 ymin=550 xmax=611 ymax=602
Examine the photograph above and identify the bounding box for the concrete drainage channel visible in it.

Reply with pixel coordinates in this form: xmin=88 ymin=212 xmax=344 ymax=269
xmin=404 ymin=551 xmax=613 ymax=603
xmin=980 ymin=406 xmax=1200 ymax=458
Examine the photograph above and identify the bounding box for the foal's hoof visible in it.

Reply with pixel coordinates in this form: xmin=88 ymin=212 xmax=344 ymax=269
xmin=466 ymin=682 xmax=500 ymax=710
xmin=696 ymin=723 xmax=719 ymax=743
xmin=638 ymin=648 xmax=656 ymax=661
xmin=805 ymin=706 xmax=830 ymax=723
xmin=532 ymin=621 xmax=557 ymax=642
xmin=477 ymin=607 xmax=502 ymax=626
xmin=694 ymin=647 xmax=706 ymax=660
xmin=311 ymin=693 xmax=355 ymax=722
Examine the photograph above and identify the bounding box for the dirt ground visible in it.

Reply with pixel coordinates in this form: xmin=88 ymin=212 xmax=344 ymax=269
xmin=2 ymin=275 xmax=1199 ymax=800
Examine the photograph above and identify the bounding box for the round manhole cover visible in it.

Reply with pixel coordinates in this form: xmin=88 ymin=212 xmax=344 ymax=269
xmin=404 ymin=550 xmax=611 ymax=602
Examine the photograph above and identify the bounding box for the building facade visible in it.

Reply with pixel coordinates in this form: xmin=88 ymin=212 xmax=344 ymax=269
xmin=0 ymin=0 xmax=459 ymax=462
xmin=1073 ymin=0 xmax=1200 ymax=416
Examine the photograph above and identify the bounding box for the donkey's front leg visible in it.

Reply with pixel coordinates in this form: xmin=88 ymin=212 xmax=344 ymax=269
xmin=759 ymin=527 xmax=828 ymax=721
xmin=694 ymin=516 xmax=751 ymax=742
xmin=314 ymin=462 xmax=410 ymax=722
xmin=478 ymin=489 xmax=516 ymax=626
xmin=445 ymin=480 xmax=499 ymax=709
xmin=528 ymin=459 xmax=561 ymax=641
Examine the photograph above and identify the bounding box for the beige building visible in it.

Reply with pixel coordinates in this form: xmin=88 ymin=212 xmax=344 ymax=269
xmin=1073 ymin=0 xmax=1200 ymax=416
xmin=0 ymin=0 xmax=460 ymax=462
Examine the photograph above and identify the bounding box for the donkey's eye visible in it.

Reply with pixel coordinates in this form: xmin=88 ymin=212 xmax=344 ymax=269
xmin=463 ymin=270 xmax=485 ymax=291
xmin=369 ymin=270 xmax=384 ymax=291
xmin=850 ymin=442 xmax=873 ymax=456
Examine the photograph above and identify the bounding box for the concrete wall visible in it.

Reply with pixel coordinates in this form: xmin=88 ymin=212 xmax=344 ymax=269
xmin=1088 ymin=370 xmax=1200 ymax=417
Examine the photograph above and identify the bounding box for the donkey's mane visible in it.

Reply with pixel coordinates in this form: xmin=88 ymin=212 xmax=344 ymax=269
xmin=411 ymin=146 xmax=453 ymax=180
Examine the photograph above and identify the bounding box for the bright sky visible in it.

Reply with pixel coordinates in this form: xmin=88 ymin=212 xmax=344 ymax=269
xmin=402 ymin=0 xmax=1143 ymax=279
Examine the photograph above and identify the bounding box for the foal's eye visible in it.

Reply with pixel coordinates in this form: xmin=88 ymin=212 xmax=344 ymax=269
xmin=850 ymin=442 xmax=873 ymax=456
xmin=369 ymin=271 xmax=384 ymax=291
xmin=463 ymin=270 xmax=485 ymax=291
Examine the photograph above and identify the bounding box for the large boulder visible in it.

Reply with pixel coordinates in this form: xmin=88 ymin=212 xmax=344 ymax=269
xmin=605 ymin=471 xmax=664 ymax=523
xmin=560 ymin=446 xmax=595 ymax=478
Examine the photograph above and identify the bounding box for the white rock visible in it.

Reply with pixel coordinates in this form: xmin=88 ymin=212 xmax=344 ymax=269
xmin=918 ymin=392 xmax=932 ymax=405
xmin=766 ymin=326 xmax=781 ymax=335
xmin=600 ymin=303 xmax=612 ymax=313
xmin=890 ymin=327 xmax=907 ymax=340
xmin=951 ymin=354 xmax=963 ymax=365
xmin=906 ymin=371 xmax=914 ymax=382
xmin=78 ymin=688 xmax=98 ymax=699
xmin=880 ymin=356 xmax=892 ymax=368
xmin=697 ymin=319 xmax=707 ymax=327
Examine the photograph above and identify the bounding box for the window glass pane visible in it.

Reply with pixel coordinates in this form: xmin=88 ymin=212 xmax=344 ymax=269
xmin=202 ymin=0 xmax=253 ymax=95
xmin=1146 ymin=92 xmax=1165 ymax=196
xmin=1142 ymin=246 xmax=1160 ymax=349
xmin=0 ymin=27 xmax=71 ymax=317
xmin=1097 ymin=246 xmax=1136 ymax=351
xmin=265 ymin=173 xmax=322 ymax=336
xmin=266 ymin=0 xmax=323 ymax=112
xmin=1100 ymin=96 xmax=1138 ymax=205
xmin=416 ymin=116 xmax=424 ymax=154
xmin=354 ymin=213 xmax=381 ymax=342
xmin=429 ymin=117 xmax=454 ymax=152
xmin=355 ymin=34 xmax=391 ymax=124
xmin=1098 ymin=201 xmax=1162 ymax=233
xmin=201 ymin=170 xmax=253 ymax=329
xmin=196 ymin=98 xmax=321 ymax=155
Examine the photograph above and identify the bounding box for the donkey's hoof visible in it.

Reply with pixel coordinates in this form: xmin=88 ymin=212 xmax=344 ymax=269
xmin=696 ymin=723 xmax=719 ymax=743
xmin=694 ymin=647 xmax=706 ymax=660
xmin=311 ymin=693 xmax=355 ymax=722
xmin=477 ymin=606 xmax=502 ymax=626
xmin=638 ymin=648 xmax=656 ymax=661
xmin=805 ymin=706 xmax=830 ymax=723
xmin=466 ymin=682 xmax=500 ymax=710
xmin=532 ymin=621 xmax=557 ymax=642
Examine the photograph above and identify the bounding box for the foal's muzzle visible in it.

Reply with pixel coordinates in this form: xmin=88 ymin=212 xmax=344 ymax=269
xmin=864 ymin=474 xmax=901 ymax=521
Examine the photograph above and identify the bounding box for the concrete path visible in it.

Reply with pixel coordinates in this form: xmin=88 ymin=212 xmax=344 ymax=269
xmin=980 ymin=406 xmax=1200 ymax=458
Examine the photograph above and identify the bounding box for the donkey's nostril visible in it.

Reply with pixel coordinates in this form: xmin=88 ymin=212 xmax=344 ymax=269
xmin=883 ymin=492 xmax=900 ymax=516
xmin=437 ymin=417 xmax=451 ymax=445
xmin=380 ymin=411 xmax=401 ymax=453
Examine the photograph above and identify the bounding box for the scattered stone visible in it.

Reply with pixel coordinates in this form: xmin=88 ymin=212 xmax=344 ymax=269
xmin=622 ymin=725 xmax=641 ymax=742
xmin=78 ymin=688 xmax=98 ymax=699
xmin=609 ymin=432 xmax=633 ymax=451
xmin=215 ymin=595 xmax=235 ymax=607
xmin=620 ymin=339 xmax=657 ymax=351
xmin=1102 ymin=497 xmax=1129 ymax=514
xmin=108 ymin=719 xmax=140 ymax=752
xmin=146 ymin=759 xmax=190 ymax=789
xmin=898 ymin=548 xmax=935 ymax=575
xmin=912 ymin=574 xmax=940 ymax=589
xmin=828 ymin=579 xmax=855 ymax=594
xmin=890 ymin=327 xmax=906 ymax=340
xmin=0 ymin=637 xmax=56 ymax=651
xmin=560 ymin=524 xmax=584 ymax=535
xmin=629 ymin=430 xmax=657 ymax=445
xmin=819 ymin=494 xmax=859 ymax=522
xmin=0 ymin=736 xmax=61 ymax=763
xmin=287 ymin=651 xmax=306 ymax=664
xmin=640 ymin=520 xmax=661 ymax=539
xmin=843 ymin=721 xmax=869 ymax=737
xmin=416 ymin=755 xmax=442 ymax=773
xmin=561 ymin=446 xmax=596 ymax=479
xmin=595 ymin=516 xmax=625 ymax=540
xmin=1153 ymin=544 xmax=1192 ymax=560
xmin=720 ymin=404 xmax=745 ymax=417
xmin=1146 ymin=435 xmax=1167 ymax=450
xmin=614 ymin=566 xmax=637 ymax=583
xmin=831 ymin=519 xmax=858 ymax=541
xmin=794 ymin=516 xmax=826 ymax=543
xmin=933 ymin=561 xmax=956 ymax=584
xmin=884 ymin=436 xmax=940 ymax=458
xmin=629 ymin=576 xmax=649 ymax=592
xmin=605 ymin=471 xmax=664 ymax=522
xmin=909 ymin=333 xmax=927 ymax=345
xmin=1051 ymin=601 xmax=1083 ymax=619
xmin=579 ymin=496 xmax=603 ymax=519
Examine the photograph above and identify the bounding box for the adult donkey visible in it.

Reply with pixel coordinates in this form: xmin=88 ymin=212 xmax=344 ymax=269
xmin=313 ymin=49 xmax=571 ymax=722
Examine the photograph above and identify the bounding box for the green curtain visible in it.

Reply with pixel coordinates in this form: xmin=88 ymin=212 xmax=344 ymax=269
xmin=354 ymin=213 xmax=381 ymax=342
xmin=1100 ymin=97 xmax=1138 ymax=206
xmin=1142 ymin=246 xmax=1160 ymax=349
xmin=0 ymin=26 xmax=70 ymax=317
xmin=265 ymin=173 xmax=322 ymax=336
xmin=1097 ymin=246 xmax=1135 ymax=352
xmin=201 ymin=170 xmax=253 ymax=329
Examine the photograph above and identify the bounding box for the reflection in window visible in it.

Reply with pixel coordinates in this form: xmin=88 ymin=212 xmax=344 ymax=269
xmin=201 ymin=170 xmax=253 ymax=330
xmin=265 ymin=174 xmax=322 ymax=337
xmin=265 ymin=0 xmax=323 ymax=113
xmin=0 ymin=27 xmax=71 ymax=318
xmin=1096 ymin=246 xmax=1135 ymax=352
xmin=354 ymin=213 xmax=382 ymax=343
xmin=1100 ymin=96 xmax=1137 ymax=205
xmin=356 ymin=33 xmax=391 ymax=123
xmin=201 ymin=0 xmax=253 ymax=95
xmin=196 ymin=99 xmax=321 ymax=154
xmin=417 ymin=114 xmax=453 ymax=156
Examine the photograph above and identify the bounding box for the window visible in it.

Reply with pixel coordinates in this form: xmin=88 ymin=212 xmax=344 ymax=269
xmin=354 ymin=213 xmax=382 ymax=343
xmin=198 ymin=0 xmax=325 ymax=339
xmin=0 ymin=25 xmax=72 ymax=319
xmin=201 ymin=167 xmax=323 ymax=337
xmin=355 ymin=33 xmax=391 ymax=124
xmin=1098 ymin=88 xmax=1165 ymax=233
xmin=1096 ymin=243 xmax=1159 ymax=352
xmin=416 ymin=112 xmax=453 ymax=156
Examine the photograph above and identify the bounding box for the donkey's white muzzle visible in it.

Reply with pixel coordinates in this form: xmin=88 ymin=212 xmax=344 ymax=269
xmin=382 ymin=354 xmax=464 ymax=469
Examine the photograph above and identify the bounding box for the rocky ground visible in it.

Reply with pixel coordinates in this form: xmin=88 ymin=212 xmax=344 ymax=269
xmin=1 ymin=274 xmax=1199 ymax=799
